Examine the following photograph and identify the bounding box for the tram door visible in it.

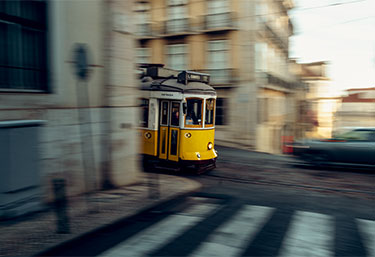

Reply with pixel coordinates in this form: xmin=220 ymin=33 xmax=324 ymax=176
xmin=159 ymin=101 xmax=180 ymax=162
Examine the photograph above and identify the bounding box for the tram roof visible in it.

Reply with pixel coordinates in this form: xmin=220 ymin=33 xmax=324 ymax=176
xmin=141 ymin=78 xmax=216 ymax=96
xmin=139 ymin=66 xmax=216 ymax=96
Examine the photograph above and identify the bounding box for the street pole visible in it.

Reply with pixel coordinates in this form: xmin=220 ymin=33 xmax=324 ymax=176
xmin=53 ymin=178 xmax=70 ymax=234
xmin=73 ymin=44 xmax=98 ymax=213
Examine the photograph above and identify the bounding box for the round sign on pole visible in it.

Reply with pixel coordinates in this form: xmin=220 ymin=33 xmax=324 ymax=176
xmin=73 ymin=44 xmax=90 ymax=81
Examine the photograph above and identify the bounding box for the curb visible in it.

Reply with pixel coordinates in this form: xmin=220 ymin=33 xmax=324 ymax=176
xmin=34 ymin=176 xmax=202 ymax=257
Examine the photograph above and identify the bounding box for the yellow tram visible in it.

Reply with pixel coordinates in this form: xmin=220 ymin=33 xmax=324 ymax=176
xmin=139 ymin=65 xmax=217 ymax=172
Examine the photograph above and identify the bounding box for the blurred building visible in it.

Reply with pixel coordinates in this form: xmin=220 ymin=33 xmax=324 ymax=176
xmin=333 ymin=87 xmax=375 ymax=134
xmin=295 ymin=61 xmax=339 ymax=139
xmin=134 ymin=0 xmax=304 ymax=154
xmin=0 ymin=0 xmax=140 ymax=216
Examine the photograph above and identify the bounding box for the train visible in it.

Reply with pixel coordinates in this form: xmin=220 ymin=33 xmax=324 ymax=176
xmin=139 ymin=64 xmax=217 ymax=173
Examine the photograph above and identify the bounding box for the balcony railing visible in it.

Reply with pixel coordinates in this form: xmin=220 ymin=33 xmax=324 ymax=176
xmin=164 ymin=18 xmax=190 ymax=35
xmin=135 ymin=23 xmax=153 ymax=37
xmin=263 ymin=22 xmax=288 ymax=52
xmin=195 ymin=69 xmax=237 ymax=85
xmin=262 ymin=72 xmax=304 ymax=90
xmin=203 ymin=12 xmax=237 ymax=31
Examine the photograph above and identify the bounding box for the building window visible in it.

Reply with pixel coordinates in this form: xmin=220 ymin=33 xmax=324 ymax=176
xmin=257 ymin=97 xmax=269 ymax=124
xmin=207 ymin=0 xmax=228 ymax=14
xmin=255 ymin=1 xmax=268 ymax=23
xmin=0 ymin=0 xmax=48 ymax=91
xmin=167 ymin=0 xmax=188 ymax=33
xmin=134 ymin=1 xmax=151 ymax=36
xmin=136 ymin=48 xmax=150 ymax=64
xmin=255 ymin=42 xmax=267 ymax=71
xmin=207 ymin=40 xmax=228 ymax=69
xmin=206 ymin=0 xmax=231 ymax=28
xmin=207 ymin=40 xmax=229 ymax=83
xmin=166 ymin=44 xmax=187 ymax=70
xmin=215 ymin=98 xmax=226 ymax=125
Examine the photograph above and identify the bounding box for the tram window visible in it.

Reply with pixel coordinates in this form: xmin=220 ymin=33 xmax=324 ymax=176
xmin=170 ymin=130 xmax=178 ymax=155
xmin=140 ymin=99 xmax=149 ymax=128
xmin=161 ymin=102 xmax=169 ymax=125
xmin=216 ymin=98 xmax=226 ymax=125
xmin=205 ymin=99 xmax=215 ymax=127
xmin=185 ymin=98 xmax=203 ymax=126
xmin=171 ymin=102 xmax=180 ymax=126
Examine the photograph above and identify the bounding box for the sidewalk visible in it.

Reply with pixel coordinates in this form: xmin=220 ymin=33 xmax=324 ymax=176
xmin=0 ymin=173 xmax=201 ymax=257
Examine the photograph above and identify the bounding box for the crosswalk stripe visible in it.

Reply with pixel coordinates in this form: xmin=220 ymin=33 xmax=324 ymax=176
xmin=278 ymin=211 xmax=334 ymax=257
xmin=98 ymin=202 xmax=220 ymax=257
xmin=189 ymin=205 xmax=275 ymax=257
xmin=356 ymin=218 xmax=375 ymax=257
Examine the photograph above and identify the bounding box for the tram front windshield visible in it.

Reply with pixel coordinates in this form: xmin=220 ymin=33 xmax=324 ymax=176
xmin=186 ymin=99 xmax=202 ymax=126
xmin=205 ymin=98 xmax=215 ymax=126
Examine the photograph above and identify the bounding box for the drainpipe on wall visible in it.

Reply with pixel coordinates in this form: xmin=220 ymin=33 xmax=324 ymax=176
xmin=100 ymin=0 xmax=115 ymax=190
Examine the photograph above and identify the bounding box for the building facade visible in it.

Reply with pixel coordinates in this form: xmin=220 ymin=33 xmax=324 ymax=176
xmin=134 ymin=0 xmax=303 ymax=154
xmin=296 ymin=61 xmax=339 ymax=139
xmin=0 ymin=0 xmax=140 ymax=216
xmin=334 ymin=87 xmax=375 ymax=134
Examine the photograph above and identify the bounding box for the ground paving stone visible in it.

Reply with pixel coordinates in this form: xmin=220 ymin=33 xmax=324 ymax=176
xmin=0 ymin=174 xmax=200 ymax=257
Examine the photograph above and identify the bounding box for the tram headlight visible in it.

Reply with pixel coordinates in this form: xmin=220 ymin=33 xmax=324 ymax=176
xmin=207 ymin=142 xmax=213 ymax=150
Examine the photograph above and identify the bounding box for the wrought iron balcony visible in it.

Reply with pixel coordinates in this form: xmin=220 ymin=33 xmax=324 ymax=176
xmin=164 ymin=18 xmax=190 ymax=35
xmin=263 ymin=22 xmax=288 ymax=52
xmin=195 ymin=69 xmax=238 ymax=86
xmin=202 ymin=12 xmax=238 ymax=31
xmin=262 ymin=72 xmax=304 ymax=90
xmin=135 ymin=23 xmax=153 ymax=38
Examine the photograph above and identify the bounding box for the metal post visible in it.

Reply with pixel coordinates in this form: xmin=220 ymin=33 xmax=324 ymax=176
xmin=76 ymin=80 xmax=98 ymax=213
xmin=146 ymin=161 xmax=160 ymax=199
xmin=72 ymin=44 xmax=98 ymax=213
xmin=53 ymin=178 xmax=70 ymax=234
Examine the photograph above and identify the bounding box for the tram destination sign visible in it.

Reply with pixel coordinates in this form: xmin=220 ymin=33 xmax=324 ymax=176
xmin=177 ymin=71 xmax=210 ymax=85
xmin=151 ymin=91 xmax=183 ymax=100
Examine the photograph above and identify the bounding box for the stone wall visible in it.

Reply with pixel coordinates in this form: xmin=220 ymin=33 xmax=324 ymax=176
xmin=0 ymin=0 xmax=142 ymax=205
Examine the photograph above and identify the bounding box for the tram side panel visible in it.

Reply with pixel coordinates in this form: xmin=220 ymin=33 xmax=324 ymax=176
xmin=140 ymin=97 xmax=159 ymax=157
xmin=141 ymin=129 xmax=158 ymax=157
xmin=179 ymin=129 xmax=217 ymax=161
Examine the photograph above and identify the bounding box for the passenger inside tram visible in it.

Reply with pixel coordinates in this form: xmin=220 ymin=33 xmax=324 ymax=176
xmin=171 ymin=110 xmax=179 ymax=126
xmin=186 ymin=99 xmax=202 ymax=126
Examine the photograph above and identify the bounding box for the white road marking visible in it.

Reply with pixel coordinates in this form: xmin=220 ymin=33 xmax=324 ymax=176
xmin=278 ymin=211 xmax=334 ymax=257
xmin=190 ymin=205 xmax=275 ymax=257
xmin=357 ymin=218 xmax=375 ymax=257
xmin=98 ymin=202 xmax=220 ymax=257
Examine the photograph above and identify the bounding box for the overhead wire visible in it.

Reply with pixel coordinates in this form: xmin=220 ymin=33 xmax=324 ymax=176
xmin=135 ymin=0 xmax=367 ymax=18
xmin=292 ymin=15 xmax=374 ymax=35
xmin=135 ymin=0 xmax=373 ymax=61
xmin=137 ymin=13 xmax=374 ymax=50
xmin=293 ymin=0 xmax=366 ymax=12
xmin=134 ymin=0 xmax=371 ymax=39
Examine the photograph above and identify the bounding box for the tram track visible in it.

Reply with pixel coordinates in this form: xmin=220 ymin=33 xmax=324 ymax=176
xmin=203 ymin=159 xmax=375 ymax=198
xmin=203 ymin=172 xmax=375 ymax=197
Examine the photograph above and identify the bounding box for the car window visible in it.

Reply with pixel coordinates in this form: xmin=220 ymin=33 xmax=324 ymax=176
xmin=336 ymin=130 xmax=372 ymax=141
xmin=369 ymin=131 xmax=375 ymax=142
